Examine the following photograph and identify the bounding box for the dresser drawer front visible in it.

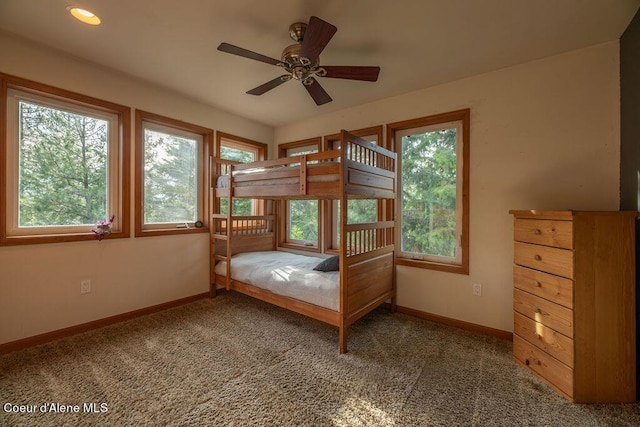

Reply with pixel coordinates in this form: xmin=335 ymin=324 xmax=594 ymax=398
xmin=514 ymin=218 xmax=573 ymax=249
xmin=513 ymin=265 xmax=574 ymax=309
xmin=513 ymin=289 xmax=573 ymax=338
xmin=514 ymin=242 xmax=573 ymax=279
xmin=514 ymin=312 xmax=574 ymax=367
xmin=514 ymin=335 xmax=574 ymax=399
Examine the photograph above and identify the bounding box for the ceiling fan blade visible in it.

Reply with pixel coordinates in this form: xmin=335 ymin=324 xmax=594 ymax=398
xmin=217 ymin=42 xmax=281 ymax=66
xmin=321 ymin=66 xmax=380 ymax=82
xmin=299 ymin=16 xmax=337 ymax=63
xmin=304 ymin=78 xmax=332 ymax=106
xmin=246 ymin=75 xmax=291 ymax=95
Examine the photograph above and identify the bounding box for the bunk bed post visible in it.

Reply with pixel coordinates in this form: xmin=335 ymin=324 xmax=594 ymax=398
xmin=225 ymin=164 xmax=233 ymax=291
xmin=339 ymin=325 xmax=348 ymax=354
xmin=391 ymin=155 xmax=398 ymax=313
xmin=209 ymin=155 xmax=216 ymax=298
xmin=339 ymin=130 xmax=349 ymax=353
xmin=387 ymin=181 xmax=397 ymax=313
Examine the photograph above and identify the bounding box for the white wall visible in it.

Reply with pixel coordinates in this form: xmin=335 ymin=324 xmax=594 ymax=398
xmin=275 ymin=41 xmax=621 ymax=332
xmin=0 ymin=33 xmax=621 ymax=343
xmin=0 ymin=32 xmax=274 ymax=345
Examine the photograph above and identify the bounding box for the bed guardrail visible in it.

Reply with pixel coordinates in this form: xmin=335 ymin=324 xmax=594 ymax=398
xmin=344 ymin=221 xmax=395 ymax=258
xmin=212 ymin=214 xmax=275 ymax=236
xmin=211 ymin=134 xmax=397 ymax=200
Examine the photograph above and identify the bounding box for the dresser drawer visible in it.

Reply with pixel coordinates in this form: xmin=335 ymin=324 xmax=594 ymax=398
xmin=514 ymin=242 xmax=573 ymax=279
xmin=514 ymin=218 xmax=573 ymax=249
xmin=513 ymin=265 xmax=573 ymax=309
xmin=514 ymin=312 xmax=574 ymax=367
xmin=513 ymin=289 xmax=573 ymax=338
xmin=514 ymin=335 xmax=574 ymax=399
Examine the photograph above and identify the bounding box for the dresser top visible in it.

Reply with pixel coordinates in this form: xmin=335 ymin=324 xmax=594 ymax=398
xmin=509 ymin=210 xmax=639 ymax=220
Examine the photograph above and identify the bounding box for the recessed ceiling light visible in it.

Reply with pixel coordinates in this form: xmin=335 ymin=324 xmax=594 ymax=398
xmin=68 ymin=7 xmax=101 ymax=26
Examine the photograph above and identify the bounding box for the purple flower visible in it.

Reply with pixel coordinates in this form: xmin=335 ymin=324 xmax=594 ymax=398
xmin=92 ymin=215 xmax=115 ymax=241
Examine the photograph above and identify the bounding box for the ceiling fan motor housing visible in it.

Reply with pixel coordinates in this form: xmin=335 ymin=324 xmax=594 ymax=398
xmin=283 ymin=22 xmax=325 ymax=82
xmin=282 ymin=43 xmax=320 ymax=75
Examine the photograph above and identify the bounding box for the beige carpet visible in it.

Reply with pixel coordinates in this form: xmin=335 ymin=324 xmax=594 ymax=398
xmin=1 ymin=292 xmax=639 ymax=426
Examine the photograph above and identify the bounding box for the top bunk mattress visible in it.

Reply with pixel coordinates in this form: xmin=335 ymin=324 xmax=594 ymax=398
xmin=214 ymin=251 xmax=339 ymax=311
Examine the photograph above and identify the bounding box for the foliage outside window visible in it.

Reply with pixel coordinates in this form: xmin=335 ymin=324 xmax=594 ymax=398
xmin=217 ymin=133 xmax=266 ymax=216
xmin=1 ymin=74 xmax=130 ymax=245
xmin=135 ymin=110 xmax=211 ymax=236
xmin=331 ymin=199 xmax=379 ymax=249
xmin=388 ymin=109 xmax=469 ymax=274
xmin=279 ymin=139 xmax=321 ymax=247
xmin=324 ymin=127 xmax=383 ymax=250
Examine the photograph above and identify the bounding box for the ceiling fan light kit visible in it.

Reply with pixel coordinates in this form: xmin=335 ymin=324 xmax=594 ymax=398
xmin=217 ymin=16 xmax=380 ymax=106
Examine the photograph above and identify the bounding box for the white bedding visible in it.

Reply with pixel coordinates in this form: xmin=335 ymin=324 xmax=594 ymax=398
xmin=214 ymin=251 xmax=339 ymax=311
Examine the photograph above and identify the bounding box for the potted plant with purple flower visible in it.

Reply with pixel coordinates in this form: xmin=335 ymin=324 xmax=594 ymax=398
xmin=92 ymin=215 xmax=115 ymax=241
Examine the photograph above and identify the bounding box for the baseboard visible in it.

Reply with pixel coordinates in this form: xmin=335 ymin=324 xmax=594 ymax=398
xmin=388 ymin=303 xmax=513 ymax=341
xmin=0 ymin=292 xmax=210 ymax=355
xmin=2 ymin=294 xmax=512 ymax=355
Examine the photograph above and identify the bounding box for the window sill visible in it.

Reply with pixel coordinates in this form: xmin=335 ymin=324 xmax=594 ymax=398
xmin=279 ymin=242 xmax=320 ymax=253
xmin=396 ymin=257 xmax=469 ymax=275
xmin=134 ymin=227 xmax=209 ymax=238
xmin=1 ymin=231 xmax=130 ymax=246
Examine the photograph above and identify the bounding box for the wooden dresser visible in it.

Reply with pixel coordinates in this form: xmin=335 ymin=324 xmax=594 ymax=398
xmin=509 ymin=210 xmax=637 ymax=403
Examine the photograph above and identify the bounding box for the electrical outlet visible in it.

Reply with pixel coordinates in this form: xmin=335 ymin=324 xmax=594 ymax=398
xmin=81 ymin=279 xmax=91 ymax=294
xmin=472 ymin=283 xmax=482 ymax=296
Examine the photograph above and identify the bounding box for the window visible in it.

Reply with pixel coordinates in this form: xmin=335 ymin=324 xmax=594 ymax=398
xmin=278 ymin=138 xmax=321 ymax=249
xmin=387 ymin=109 xmax=469 ymax=274
xmin=323 ymin=126 xmax=383 ymax=251
xmin=1 ymin=74 xmax=130 ymax=245
xmin=135 ymin=110 xmax=211 ymax=236
xmin=216 ymin=132 xmax=267 ymax=216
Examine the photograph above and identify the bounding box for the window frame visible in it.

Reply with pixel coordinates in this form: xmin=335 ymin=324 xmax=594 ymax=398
xmin=215 ymin=131 xmax=267 ymax=218
xmin=0 ymin=73 xmax=130 ymax=246
xmin=323 ymin=126 xmax=384 ymax=253
xmin=387 ymin=109 xmax=470 ymax=275
xmin=134 ymin=110 xmax=212 ymax=237
xmin=277 ymin=137 xmax=322 ymax=252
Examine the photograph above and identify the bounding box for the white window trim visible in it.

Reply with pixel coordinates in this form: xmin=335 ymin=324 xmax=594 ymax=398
xmin=6 ymin=88 xmax=121 ymax=237
xmin=286 ymin=200 xmax=320 ymax=247
xmin=396 ymin=120 xmax=464 ymax=266
xmin=219 ymin=138 xmax=261 ymax=160
xmin=141 ymin=121 xmax=204 ymax=231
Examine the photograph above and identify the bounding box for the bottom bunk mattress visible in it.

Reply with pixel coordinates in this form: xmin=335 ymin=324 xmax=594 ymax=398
xmin=214 ymin=251 xmax=339 ymax=311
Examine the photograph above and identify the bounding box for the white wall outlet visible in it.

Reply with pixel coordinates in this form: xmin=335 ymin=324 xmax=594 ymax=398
xmin=81 ymin=279 xmax=92 ymax=294
xmin=472 ymin=283 xmax=482 ymax=296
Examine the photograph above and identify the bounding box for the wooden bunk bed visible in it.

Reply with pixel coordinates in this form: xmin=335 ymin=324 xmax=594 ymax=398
xmin=210 ymin=130 xmax=397 ymax=353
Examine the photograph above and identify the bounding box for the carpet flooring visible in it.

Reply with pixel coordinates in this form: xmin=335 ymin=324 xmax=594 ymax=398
xmin=1 ymin=292 xmax=639 ymax=426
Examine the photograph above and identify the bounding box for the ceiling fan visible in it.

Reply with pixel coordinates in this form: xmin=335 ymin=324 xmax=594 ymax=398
xmin=217 ymin=16 xmax=380 ymax=106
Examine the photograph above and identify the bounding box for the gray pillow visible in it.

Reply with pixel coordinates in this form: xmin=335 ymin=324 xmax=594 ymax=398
xmin=313 ymin=255 xmax=340 ymax=272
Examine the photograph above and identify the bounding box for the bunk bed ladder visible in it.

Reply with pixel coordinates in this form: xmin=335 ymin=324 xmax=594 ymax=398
xmin=211 ymin=158 xmax=234 ymax=294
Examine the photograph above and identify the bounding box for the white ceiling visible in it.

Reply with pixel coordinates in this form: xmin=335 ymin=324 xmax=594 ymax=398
xmin=0 ymin=0 xmax=638 ymax=127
